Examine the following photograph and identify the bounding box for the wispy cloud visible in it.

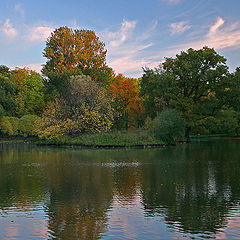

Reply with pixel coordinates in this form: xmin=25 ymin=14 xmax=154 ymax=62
xmin=208 ymin=17 xmax=224 ymax=35
xmin=163 ymin=0 xmax=181 ymax=5
xmin=103 ymin=20 xmax=137 ymax=47
xmin=170 ymin=21 xmax=191 ymax=35
xmin=28 ymin=25 xmax=54 ymax=42
xmin=14 ymin=3 xmax=24 ymax=17
xmin=0 ymin=19 xmax=18 ymax=40
xmin=101 ymin=20 xmax=158 ymax=76
xmin=169 ymin=17 xmax=240 ymax=53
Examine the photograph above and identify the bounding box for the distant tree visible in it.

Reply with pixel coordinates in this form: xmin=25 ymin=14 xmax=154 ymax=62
xmin=36 ymin=74 xmax=114 ymax=139
xmin=42 ymin=26 xmax=112 ymax=87
xmin=10 ymin=68 xmax=45 ymax=116
xmin=109 ymin=74 xmax=143 ymax=129
xmin=0 ymin=65 xmax=17 ymax=117
xmin=141 ymin=47 xmax=231 ymax=139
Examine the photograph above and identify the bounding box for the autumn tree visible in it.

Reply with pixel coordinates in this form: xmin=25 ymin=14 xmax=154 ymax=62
xmin=10 ymin=68 xmax=45 ymax=116
xmin=109 ymin=74 xmax=143 ymax=129
xmin=141 ymin=47 xmax=231 ymax=138
xmin=42 ymin=26 xmax=113 ymax=89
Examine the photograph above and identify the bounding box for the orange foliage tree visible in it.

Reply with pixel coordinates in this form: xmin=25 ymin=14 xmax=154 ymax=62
xmin=108 ymin=74 xmax=143 ymax=129
xmin=42 ymin=26 xmax=112 ymax=85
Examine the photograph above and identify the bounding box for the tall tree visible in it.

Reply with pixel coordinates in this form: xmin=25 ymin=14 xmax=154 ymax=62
xmin=141 ymin=47 xmax=231 ymax=138
xmin=42 ymin=26 xmax=112 ymax=87
xmin=109 ymin=74 xmax=143 ymax=129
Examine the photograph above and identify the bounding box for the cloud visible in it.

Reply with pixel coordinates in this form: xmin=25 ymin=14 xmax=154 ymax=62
xmin=103 ymin=20 xmax=137 ymax=47
xmin=10 ymin=63 xmax=43 ymax=73
xmin=170 ymin=21 xmax=191 ymax=35
xmin=28 ymin=26 xmax=54 ymax=42
xmin=100 ymin=20 xmax=158 ymax=76
xmin=14 ymin=3 xmax=24 ymax=16
xmin=169 ymin=17 xmax=240 ymax=54
xmin=208 ymin=17 xmax=224 ymax=35
xmin=0 ymin=19 xmax=18 ymax=40
xmin=109 ymin=56 xmax=159 ymax=75
xmin=163 ymin=0 xmax=181 ymax=5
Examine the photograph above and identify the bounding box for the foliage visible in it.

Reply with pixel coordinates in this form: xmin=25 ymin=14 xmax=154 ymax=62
xmin=36 ymin=74 xmax=115 ymax=139
xmin=5 ymin=117 xmax=19 ymax=135
xmin=109 ymin=74 xmax=143 ymax=129
xmin=0 ymin=65 xmax=17 ymax=117
xmin=193 ymin=110 xmax=240 ymax=135
xmin=36 ymin=130 xmax=164 ymax=147
xmin=144 ymin=116 xmax=153 ymax=130
xmin=10 ymin=68 xmax=45 ymax=116
xmin=141 ymin=47 xmax=231 ymax=138
xmin=152 ymin=109 xmax=186 ymax=144
xmin=227 ymin=67 xmax=240 ymax=112
xmin=42 ymin=26 xmax=111 ymax=85
xmin=18 ymin=115 xmax=39 ymax=137
xmin=0 ymin=117 xmax=13 ymax=136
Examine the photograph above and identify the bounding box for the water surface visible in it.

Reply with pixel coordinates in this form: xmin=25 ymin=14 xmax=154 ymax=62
xmin=0 ymin=138 xmax=240 ymax=239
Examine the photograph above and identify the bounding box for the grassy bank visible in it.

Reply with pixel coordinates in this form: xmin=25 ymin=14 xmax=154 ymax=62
xmin=36 ymin=130 xmax=166 ymax=148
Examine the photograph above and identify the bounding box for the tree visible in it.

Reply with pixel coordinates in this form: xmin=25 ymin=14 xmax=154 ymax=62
xmin=36 ymin=74 xmax=114 ymax=139
xmin=141 ymin=47 xmax=231 ymax=138
xmin=10 ymin=68 xmax=45 ymax=116
xmin=42 ymin=26 xmax=112 ymax=86
xmin=0 ymin=65 xmax=17 ymax=117
xmin=108 ymin=74 xmax=143 ymax=129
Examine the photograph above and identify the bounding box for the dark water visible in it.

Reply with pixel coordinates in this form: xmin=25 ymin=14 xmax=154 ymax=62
xmin=0 ymin=138 xmax=240 ymax=239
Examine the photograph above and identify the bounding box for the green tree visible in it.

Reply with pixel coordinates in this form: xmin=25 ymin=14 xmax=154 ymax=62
xmin=0 ymin=65 xmax=17 ymax=117
xmin=10 ymin=68 xmax=45 ymax=116
xmin=141 ymin=47 xmax=231 ymax=139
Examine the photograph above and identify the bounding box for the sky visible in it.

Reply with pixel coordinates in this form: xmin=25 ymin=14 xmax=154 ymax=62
xmin=0 ymin=0 xmax=240 ymax=77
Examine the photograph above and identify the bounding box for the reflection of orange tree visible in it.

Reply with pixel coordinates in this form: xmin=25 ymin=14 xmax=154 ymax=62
xmin=113 ymin=164 xmax=141 ymax=201
xmin=40 ymin=151 xmax=114 ymax=239
xmin=140 ymin=143 xmax=240 ymax=235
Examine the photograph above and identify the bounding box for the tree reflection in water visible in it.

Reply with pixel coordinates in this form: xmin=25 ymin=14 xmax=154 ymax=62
xmin=0 ymin=139 xmax=240 ymax=239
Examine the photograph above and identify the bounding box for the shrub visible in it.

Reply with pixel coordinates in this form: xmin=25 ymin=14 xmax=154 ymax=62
xmin=0 ymin=117 xmax=13 ymax=136
xmin=152 ymin=109 xmax=185 ymax=144
xmin=18 ymin=115 xmax=39 ymax=137
xmin=5 ymin=116 xmax=19 ymax=135
xmin=36 ymin=74 xmax=115 ymax=139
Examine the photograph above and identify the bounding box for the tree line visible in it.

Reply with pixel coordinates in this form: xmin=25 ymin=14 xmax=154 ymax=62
xmin=1 ymin=26 xmax=240 ymax=142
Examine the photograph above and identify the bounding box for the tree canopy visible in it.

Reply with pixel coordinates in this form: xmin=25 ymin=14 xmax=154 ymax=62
xmin=42 ymin=26 xmax=112 ymax=86
xmin=0 ymin=65 xmax=17 ymax=117
xmin=141 ymin=47 xmax=231 ymax=137
xmin=10 ymin=68 xmax=45 ymax=116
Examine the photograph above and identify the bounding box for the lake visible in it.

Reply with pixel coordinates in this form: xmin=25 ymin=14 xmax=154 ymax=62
xmin=0 ymin=138 xmax=240 ymax=239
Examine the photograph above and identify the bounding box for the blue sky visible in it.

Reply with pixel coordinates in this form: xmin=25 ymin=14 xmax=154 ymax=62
xmin=1 ymin=0 xmax=240 ymax=77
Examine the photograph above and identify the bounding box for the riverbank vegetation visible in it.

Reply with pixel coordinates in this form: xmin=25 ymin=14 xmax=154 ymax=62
xmin=1 ymin=26 xmax=240 ymax=146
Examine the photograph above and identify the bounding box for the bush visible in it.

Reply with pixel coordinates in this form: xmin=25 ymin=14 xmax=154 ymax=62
xmin=5 ymin=117 xmax=19 ymax=135
xmin=152 ymin=109 xmax=185 ymax=144
xmin=18 ymin=115 xmax=39 ymax=137
xmin=0 ymin=117 xmax=13 ymax=136
xmin=36 ymin=74 xmax=115 ymax=139
xmin=198 ymin=110 xmax=240 ymax=135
